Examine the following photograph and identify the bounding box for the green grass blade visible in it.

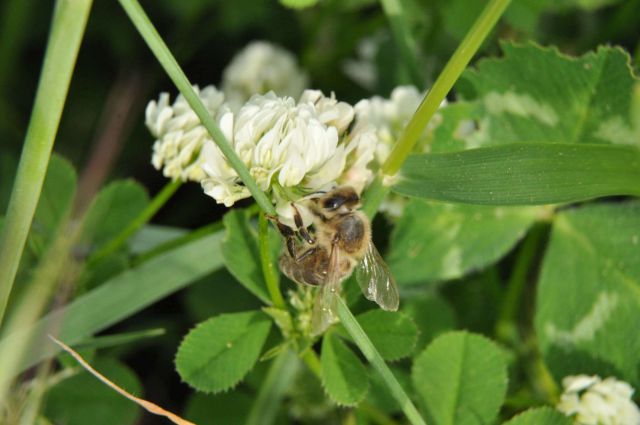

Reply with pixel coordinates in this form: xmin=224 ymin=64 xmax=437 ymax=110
xmin=117 ymin=0 xmax=275 ymax=216
xmin=335 ymin=297 xmax=426 ymax=425
xmin=0 ymin=0 xmax=94 ymax=326
xmin=74 ymin=328 xmax=166 ymax=351
xmin=381 ymin=0 xmax=511 ymax=176
xmin=0 ymin=231 xmax=223 ymax=382
xmin=393 ymin=143 xmax=640 ymax=205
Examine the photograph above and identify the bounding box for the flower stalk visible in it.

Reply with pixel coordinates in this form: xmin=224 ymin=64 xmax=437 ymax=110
xmin=335 ymin=297 xmax=427 ymax=425
xmin=495 ymin=223 xmax=548 ymax=345
xmin=117 ymin=0 xmax=276 ymax=216
xmin=87 ymin=179 xmax=182 ymax=266
xmin=259 ymin=212 xmax=286 ymax=309
xmin=0 ymin=0 xmax=94 ymax=327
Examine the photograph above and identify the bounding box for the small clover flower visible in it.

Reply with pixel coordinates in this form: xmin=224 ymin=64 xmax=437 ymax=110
xmin=145 ymin=85 xmax=228 ymax=182
xmin=557 ymin=374 xmax=640 ymax=425
xmin=200 ymin=90 xmax=377 ymax=226
xmin=222 ymin=41 xmax=309 ymax=112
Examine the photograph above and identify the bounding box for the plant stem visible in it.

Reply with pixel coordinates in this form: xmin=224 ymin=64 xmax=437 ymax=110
xmin=245 ymin=349 xmax=298 ymax=425
xmin=117 ymin=0 xmax=276 ymax=216
xmin=381 ymin=0 xmax=511 ymax=176
xmin=379 ymin=0 xmax=423 ymax=87
xmin=301 ymin=348 xmax=322 ymax=378
xmin=87 ymin=179 xmax=182 ymax=266
xmin=528 ymin=342 xmax=559 ymax=404
xmin=359 ymin=402 xmax=401 ymax=425
xmin=495 ymin=223 xmax=548 ymax=345
xmin=259 ymin=213 xmax=285 ymax=308
xmin=0 ymin=0 xmax=93 ymax=327
xmin=335 ymin=297 xmax=426 ymax=425
xmin=361 ymin=176 xmax=389 ymax=219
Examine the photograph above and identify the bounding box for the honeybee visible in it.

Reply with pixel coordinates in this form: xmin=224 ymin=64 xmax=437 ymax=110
xmin=277 ymin=186 xmax=399 ymax=335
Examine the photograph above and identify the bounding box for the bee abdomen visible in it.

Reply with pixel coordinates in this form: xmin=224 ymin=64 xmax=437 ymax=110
xmin=335 ymin=213 xmax=369 ymax=256
xmin=279 ymin=251 xmax=327 ymax=287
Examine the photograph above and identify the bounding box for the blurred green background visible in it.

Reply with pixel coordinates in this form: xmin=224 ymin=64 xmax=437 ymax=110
xmin=1 ymin=0 xmax=639 ymax=422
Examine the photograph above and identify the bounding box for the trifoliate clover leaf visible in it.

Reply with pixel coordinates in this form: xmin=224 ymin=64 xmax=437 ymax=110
xmin=388 ymin=199 xmax=540 ymax=284
xmin=446 ymin=42 xmax=640 ymax=148
xmin=503 ymin=407 xmax=572 ymax=425
xmin=320 ymin=332 xmax=369 ymax=406
xmin=175 ymin=311 xmax=272 ymax=393
xmin=412 ymin=331 xmax=508 ymax=425
xmin=535 ymin=201 xmax=640 ymax=388
xmin=354 ymin=310 xmax=418 ymax=361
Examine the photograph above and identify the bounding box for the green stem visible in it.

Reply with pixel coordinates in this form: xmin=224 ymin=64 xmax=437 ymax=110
xmin=259 ymin=213 xmax=285 ymax=308
xmin=529 ymin=344 xmax=559 ymax=404
xmin=301 ymin=348 xmax=322 ymax=378
xmin=379 ymin=0 xmax=423 ymax=86
xmin=0 ymin=0 xmax=93 ymax=327
xmin=495 ymin=223 xmax=548 ymax=345
xmin=117 ymin=0 xmax=276 ymax=216
xmin=87 ymin=180 xmax=181 ymax=266
xmin=361 ymin=176 xmax=389 ymax=219
xmin=359 ymin=402 xmax=401 ymax=425
xmin=335 ymin=297 xmax=426 ymax=425
xmin=381 ymin=0 xmax=511 ymax=176
xmin=245 ymin=349 xmax=298 ymax=425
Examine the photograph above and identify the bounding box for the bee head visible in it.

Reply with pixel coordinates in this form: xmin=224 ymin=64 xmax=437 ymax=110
xmin=316 ymin=186 xmax=360 ymax=215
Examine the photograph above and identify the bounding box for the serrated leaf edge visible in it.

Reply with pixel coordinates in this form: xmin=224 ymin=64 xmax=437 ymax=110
xmin=502 ymin=406 xmax=570 ymax=425
xmin=356 ymin=310 xmax=420 ymax=362
xmin=174 ymin=311 xmax=271 ymax=394
xmin=320 ymin=333 xmax=370 ymax=407
xmin=412 ymin=330 xmax=509 ymax=424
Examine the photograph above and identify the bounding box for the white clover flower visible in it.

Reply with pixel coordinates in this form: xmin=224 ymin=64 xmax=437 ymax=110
xmin=557 ymin=374 xmax=640 ymax=425
xmin=200 ymin=90 xmax=377 ymax=225
xmin=145 ymin=85 xmax=228 ymax=182
xmin=355 ymin=85 xmax=443 ymax=164
xmin=222 ymin=41 xmax=309 ymax=112
xmin=354 ymin=85 xmax=446 ymax=218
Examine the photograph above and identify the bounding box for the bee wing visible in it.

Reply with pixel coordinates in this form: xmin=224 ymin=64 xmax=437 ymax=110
xmin=311 ymin=243 xmax=341 ymax=336
xmin=355 ymin=243 xmax=399 ymax=311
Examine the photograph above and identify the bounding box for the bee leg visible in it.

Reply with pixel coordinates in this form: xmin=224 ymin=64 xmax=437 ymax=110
xmin=295 ymin=246 xmax=318 ymax=262
xmin=267 ymin=214 xmax=298 ymax=259
xmin=291 ymin=203 xmax=315 ymax=245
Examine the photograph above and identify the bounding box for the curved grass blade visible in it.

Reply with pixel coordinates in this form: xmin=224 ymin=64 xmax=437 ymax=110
xmin=0 ymin=0 xmax=93 ymax=326
xmin=0 ymin=231 xmax=224 ymax=381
